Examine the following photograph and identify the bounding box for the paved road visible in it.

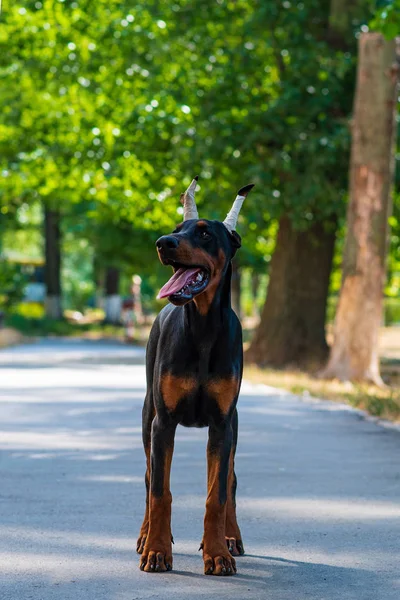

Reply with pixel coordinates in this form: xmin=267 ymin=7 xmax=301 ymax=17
xmin=0 ymin=338 xmax=399 ymax=600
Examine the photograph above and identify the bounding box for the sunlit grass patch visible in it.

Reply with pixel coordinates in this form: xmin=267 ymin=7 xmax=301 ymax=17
xmin=244 ymin=365 xmax=400 ymax=423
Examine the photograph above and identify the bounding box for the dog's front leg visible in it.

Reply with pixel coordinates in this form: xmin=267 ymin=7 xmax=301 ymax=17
xmin=225 ymin=408 xmax=244 ymax=556
xmin=202 ymin=421 xmax=237 ymax=576
xmin=136 ymin=396 xmax=154 ymax=554
xmin=139 ymin=415 xmax=176 ymax=573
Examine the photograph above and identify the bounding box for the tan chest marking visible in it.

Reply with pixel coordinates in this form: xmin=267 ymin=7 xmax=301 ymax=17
xmin=206 ymin=377 xmax=239 ymax=415
xmin=160 ymin=374 xmax=197 ymax=412
xmin=193 ymin=248 xmax=226 ymax=316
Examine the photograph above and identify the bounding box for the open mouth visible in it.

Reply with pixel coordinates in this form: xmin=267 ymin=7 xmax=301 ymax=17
xmin=157 ymin=262 xmax=210 ymax=302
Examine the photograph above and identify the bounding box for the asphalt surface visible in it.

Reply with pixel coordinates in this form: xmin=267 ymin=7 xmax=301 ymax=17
xmin=0 ymin=338 xmax=399 ymax=600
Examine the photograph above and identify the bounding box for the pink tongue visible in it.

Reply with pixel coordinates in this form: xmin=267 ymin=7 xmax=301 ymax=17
xmin=157 ymin=267 xmax=201 ymax=299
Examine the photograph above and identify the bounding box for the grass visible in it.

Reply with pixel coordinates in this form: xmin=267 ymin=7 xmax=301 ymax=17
xmin=244 ymin=364 xmax=400 ymax=423
xmin=5 ymin=313 xmax=124 ymax=338
xmin=4 ymin=312 xmax=152 ymax=346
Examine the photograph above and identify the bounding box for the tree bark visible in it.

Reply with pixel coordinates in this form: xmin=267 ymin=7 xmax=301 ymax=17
xmin=131 ymin=274 xmax=144 ymax=324
xmin=322 ymin=34 xmax=399 ymax=384
xmin=247 ymin=217 xmax=336 ymax=369
xmin=251 ymin=272 xmax=261 ymax=320
xmin=44 ymin=207 xmax=62 ymax=320
xmin=104 ymin=266 xmax=122 ymax=324
xmin=231 ymin=259 xmax=241 ymax=319
xmin=93 ymin=256 xmax=102 ymax=309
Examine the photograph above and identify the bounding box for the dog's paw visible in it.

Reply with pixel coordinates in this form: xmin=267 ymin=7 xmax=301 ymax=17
xmin=139 ymin=549 xmax=172 ymax=573
xmin=225 ymin=536 xmax=245 ymax=556
xmin=137 ymin=533 xmax=173 ymax=555
xmin=203 ymin=553 xmax=236 ymax=576
xmin=136 ymin=534 xmax=147 ymax=554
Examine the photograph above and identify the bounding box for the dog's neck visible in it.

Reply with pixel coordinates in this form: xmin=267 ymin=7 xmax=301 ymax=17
xmin=183 ymin=262 xmax=233 ymax=336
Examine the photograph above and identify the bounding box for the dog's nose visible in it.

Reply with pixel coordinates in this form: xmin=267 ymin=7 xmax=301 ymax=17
xmin=156 ymin=235 xmax=180 ymax=251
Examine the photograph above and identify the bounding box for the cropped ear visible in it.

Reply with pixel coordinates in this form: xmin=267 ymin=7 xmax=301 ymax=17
xmin=229 ymin=230 xmax=242 ymax=257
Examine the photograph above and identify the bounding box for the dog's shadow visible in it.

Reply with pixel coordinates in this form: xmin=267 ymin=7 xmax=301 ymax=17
xmin=171 ymin=552 xmax=394 ymax=598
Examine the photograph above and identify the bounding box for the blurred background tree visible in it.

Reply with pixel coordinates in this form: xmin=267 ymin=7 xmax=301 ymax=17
xmin=322 ymin=11 xmax=400 ymax=384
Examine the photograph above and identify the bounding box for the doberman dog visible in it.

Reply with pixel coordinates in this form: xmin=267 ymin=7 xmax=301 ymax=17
xmin=136 ymin=177 xmax=254 ymax=576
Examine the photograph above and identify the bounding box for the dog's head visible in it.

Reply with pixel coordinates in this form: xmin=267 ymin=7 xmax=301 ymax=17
xmin=156 ymin=178 xmax=254 ymax=307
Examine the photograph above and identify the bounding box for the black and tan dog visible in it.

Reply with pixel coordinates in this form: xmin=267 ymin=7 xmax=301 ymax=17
xmin=136 ymin=177 xmax=254 ymax=576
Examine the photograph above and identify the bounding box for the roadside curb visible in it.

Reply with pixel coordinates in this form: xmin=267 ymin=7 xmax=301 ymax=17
xmin=242 ymin=378 xmax=400 ymax=433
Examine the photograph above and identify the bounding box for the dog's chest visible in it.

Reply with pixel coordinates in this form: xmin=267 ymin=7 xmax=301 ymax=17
xmin=176 ymin=384 xmax=216 ymax=427
xmin=161 ymin=373 xmax=236 ymax=428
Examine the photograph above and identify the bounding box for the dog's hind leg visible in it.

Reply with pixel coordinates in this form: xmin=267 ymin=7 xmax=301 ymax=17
xmin=225 ymin=409 xmax=244 ymax=556
xmin=202 ymin=421 xmax=237 ymax=576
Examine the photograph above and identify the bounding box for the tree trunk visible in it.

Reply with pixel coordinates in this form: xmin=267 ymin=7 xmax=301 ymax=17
xmin=132 ymin=274 xmax=144 ymax=324
xmin=251 ymin=272 xmax=261 ymax=320
xmin=247 ymin=217 xmax=336 ymax=369
xmin=231 ymin=259 xmax=241 ymax=319
xmin=104 ymin=266 xmax=122 ymax=324
xmin=328 ymin=0 xmax=366 ymax=48
xmin=93 ymin=256 xmax=102 ymax=309
xmin=322 ymin=34 xmax=399 ymax=385
xmin=44 ymin=207 xmax=62 ymax=320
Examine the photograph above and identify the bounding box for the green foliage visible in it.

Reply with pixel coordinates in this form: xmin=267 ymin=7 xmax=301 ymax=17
xmin=62 ymin=231 xmax=95 ymax=311
xmin=1 ymin=0 xmax=397 ymax=307
xmin=370 ymin=0 xmax=400 ymax=39
xmin=11 ymin=302 xmax=45 ymax=320
xmin=0 ymin=1 xmax=189 ymax=225
xmin=157 ymin=0 xmax=364 ymax=232
xmin=0 ymin=261 xmax=27 ymax=309
xmin=387 ymin=203 xmax=400 ymax=299
xmin=384 ymin=298 xmax=400 ymax=325
xmin=0 ymin=1 xmax=364 ymax=245
xmin=241 ymin=270 xmax=268 ymax=317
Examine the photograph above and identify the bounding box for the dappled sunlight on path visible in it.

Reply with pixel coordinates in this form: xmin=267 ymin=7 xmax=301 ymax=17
xmin=0 ymin=339 xmax=399 ymax=599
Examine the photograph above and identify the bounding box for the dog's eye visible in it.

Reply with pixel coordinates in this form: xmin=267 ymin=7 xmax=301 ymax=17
xmin=200 ymin=230 xmax=211 ymax=240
